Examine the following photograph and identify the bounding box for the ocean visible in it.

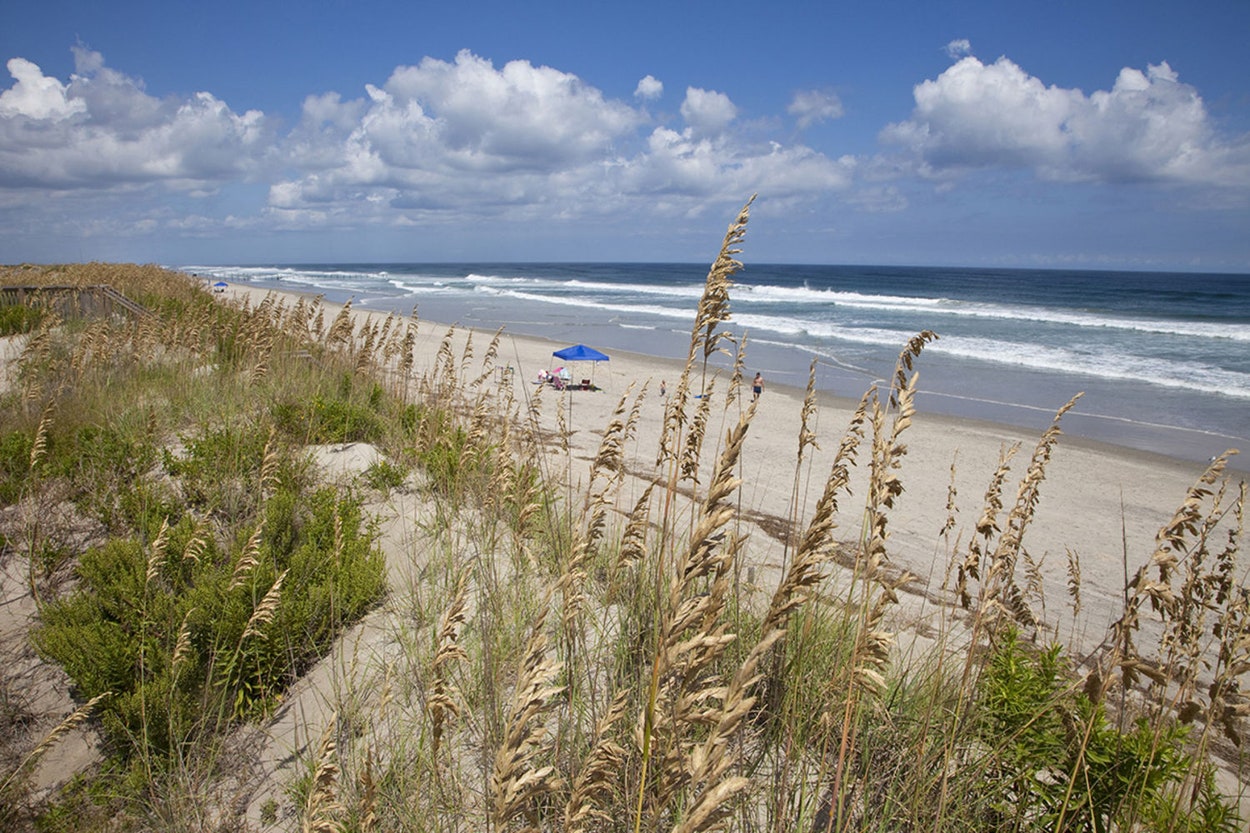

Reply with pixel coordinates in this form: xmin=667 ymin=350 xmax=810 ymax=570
xmin=181 ymin=262 xmax=1250 ymax=465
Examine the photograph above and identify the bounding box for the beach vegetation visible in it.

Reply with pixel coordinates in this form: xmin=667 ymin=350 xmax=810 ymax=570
xmin=0 ymin=303 xmax=44 ymax=337
xmin=1 ymin=225 xmax=1246 ymax=833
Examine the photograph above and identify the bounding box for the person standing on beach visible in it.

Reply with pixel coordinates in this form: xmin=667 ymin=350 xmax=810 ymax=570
xmin=752 ymin=372 xmax=763 ymax=401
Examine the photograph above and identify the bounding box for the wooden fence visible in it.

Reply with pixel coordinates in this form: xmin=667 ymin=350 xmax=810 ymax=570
xmin=0 ymin=285 xmax=149 ymax=319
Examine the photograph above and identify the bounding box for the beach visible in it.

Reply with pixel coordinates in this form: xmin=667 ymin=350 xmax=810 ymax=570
xmin=225 ymin=280 xmax=1247 ymax=655
xmin=189 ymin=262 xmax=1250 ymax=467
xmin=5 ymin=271 xmax=1245 ymax=826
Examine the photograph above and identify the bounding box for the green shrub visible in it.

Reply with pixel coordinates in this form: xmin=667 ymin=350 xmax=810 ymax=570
xmin=0 ymin=429 xmax=33 ymax=504
xmin=160 ymin=423 xmax=304 ymax=520
xmin=0 ymin=304 xmax=44 ymax=336
xmin=34 ymin=487 xmax=386 ymax=759
xmin=418 ymin=427 xmax=472 ymax=497
xmin=56 ymin=424 xmax=164 ymax=531
xmin=272 ymin=394 xmax=383 ymax=444
xmin=967 ymin=629 xmax=1233 ymax=832
xmin=364 ymin=458 xmax=408 ymax=491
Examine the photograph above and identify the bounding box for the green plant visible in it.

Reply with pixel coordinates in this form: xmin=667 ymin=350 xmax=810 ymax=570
xmin=363 ymin=458 xmax=407 ymax=492
xmin=34 ymin=486 xmax=386 ymax=761
xmin=272 ymin=393 xmax=383 ymax=444
xmin=960 ymin=628 xmax=1233 ymax=833
xmin=0 ymin=303 xmax=44 ymax=336
xmin=0 ymin=429 xmax=34 ymax=504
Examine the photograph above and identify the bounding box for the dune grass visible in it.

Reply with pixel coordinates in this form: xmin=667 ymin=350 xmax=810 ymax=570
xmin=0 ymin=223 xmax=1247 ymax=833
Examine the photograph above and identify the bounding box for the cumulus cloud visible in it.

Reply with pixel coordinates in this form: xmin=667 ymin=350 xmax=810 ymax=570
xmin=617 ymin=127 xmax=853 ymax=203
xmin=680 ymin=87 xmax=737 ymax=135
xmin=634 ymin=74 xmax=663 ymax=100
xmin=274 ymin=49 xmax=652 ymax=214
xmin=0 ymin=50 xmax=268 ymax=189
xmin=944 ymin=39 xmax=972 ymax=59
xmin=275 ymin=55 xmax=846 ymax=219
xmin=788 ymin=89 xmax=844 ymax=128
xmin=0 ymin=58 xmax=86 ymax=120
xmin=1 ymin=45 xmax=860 ymax=243
xmin=383 ymin=51 xmax=642 ymax=168
xmin=881 ymin=55 xmax=1250 ymax=186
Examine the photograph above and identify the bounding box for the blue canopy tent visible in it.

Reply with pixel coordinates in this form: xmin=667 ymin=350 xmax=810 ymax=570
xmin=551 ymin=344 xmax=609 ymax=390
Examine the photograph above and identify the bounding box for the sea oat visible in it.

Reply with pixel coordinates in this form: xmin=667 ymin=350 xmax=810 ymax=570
xmin=490 ymin=604 xmax=565 ymax=830
xmin=727 ymin=334 xmax=748 ymax=408
xmin=0 ymin=692 xmax=110 ymax=799
xmin=229 ymin=520 xmax=265 ymax=590
xmin=564 ymin=692 xmax=630 ymax=833
xmin=618 ymin=483 xmax=657 ymax=567
xmin=301 ymin=716 xmax=345 ymax=833
xmin=797 ymin=358 xmax=821 ymax=466
xmin=1064 ymin=547 xmax=1082 ymax=620
xmin=326 ymin=301 xmax=355 ymax=348
xmin=638 ymin=408 xmax=753 ymax=826
xmin=679 ymin=379 xmax=715 ymax=488
xmin=694 ymin=196 xmax=754 ymax=365
xmin=28 ymin=406 xmax=52 ymax=472
xmin=429 ymin=564 xmax=470 ymax=758
xmin=145 ymin=517 xmax=171 ymax=586
xmin=242 ymin=569 xmax=287 ymax=641
xmin=170 ymin=607 xmax=195 ymax=682
xmin=260 ymin=426 xmax=281 ymax=497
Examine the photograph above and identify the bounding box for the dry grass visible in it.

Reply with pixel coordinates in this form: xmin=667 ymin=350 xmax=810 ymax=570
xmin=2 ymin=219 xmax=1246 ymax=833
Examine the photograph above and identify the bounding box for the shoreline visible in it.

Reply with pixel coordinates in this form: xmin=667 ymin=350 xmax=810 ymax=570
xmin=217 ymin=276 xmax=1248 ymax=474
xmin=221 ymin=279 xmax=1247 ymax=656
xmin=205 ymin=269 xmax=1248 ymax=467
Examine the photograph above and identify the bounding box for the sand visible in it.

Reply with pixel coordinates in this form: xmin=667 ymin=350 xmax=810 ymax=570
xmin=6 ymin=279 xmax=1244 ymax=820
xmin=224 ymin=281 xmax=1246 ymax=652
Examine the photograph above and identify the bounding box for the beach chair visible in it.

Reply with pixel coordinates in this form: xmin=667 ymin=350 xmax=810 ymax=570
xmin=581 ymin=379 xmax=592 ymax=391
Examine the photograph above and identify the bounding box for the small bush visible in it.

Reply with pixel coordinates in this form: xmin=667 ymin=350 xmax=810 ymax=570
xmin=34 ymin=487 xmax=386 ymax=759
xmin=0 ymin=304 xmax=44 ymax=336
xmin=272 ymin=394 xmax=383 ymax=444
xmin=160 ymin=423 xmax=304 ymax=521
xmin=364 ymin=459 xmax=408 ymax=491
xmin=0 ymin=429 xmax=33 ymax=504
xmin=963 ymin=629 xmax=1227 ymax=832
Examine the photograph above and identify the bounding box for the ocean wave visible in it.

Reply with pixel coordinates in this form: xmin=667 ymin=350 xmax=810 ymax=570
xmin=387 ymin=278 xmax=454 ymax=295
xmin=732 ymin=314 xmax=1250 ymax=398
xmin=736 ymin=284 xmax=1250 ymax=342
xmin=481 ymin=287 xmax=695 ymax=321
xmin=466 ymin=272 xmax=706 ymax=300
xmin=197 ymin=265 xmax=1246 ymax=344
xmin=928 ymin=335 xmax=1250 ymax=399
xmin=186 ymin=264 xmax=1249 ymax=402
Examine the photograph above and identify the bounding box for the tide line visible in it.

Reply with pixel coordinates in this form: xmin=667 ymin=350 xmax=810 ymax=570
xmin=919 ymin=389 xmax=1249 ymax=444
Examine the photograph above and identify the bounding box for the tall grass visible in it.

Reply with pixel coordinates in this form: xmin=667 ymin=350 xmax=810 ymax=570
xmin=1 ymin=228 xmax=1246 ymax=833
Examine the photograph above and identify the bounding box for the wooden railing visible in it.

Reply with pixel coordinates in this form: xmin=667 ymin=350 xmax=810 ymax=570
xmin=0 ymin=284 xmax=150 ymax=318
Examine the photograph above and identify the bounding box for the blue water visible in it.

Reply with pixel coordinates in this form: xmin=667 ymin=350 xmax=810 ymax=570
xmin=181 ymin=262 xmax=1250 ymax=465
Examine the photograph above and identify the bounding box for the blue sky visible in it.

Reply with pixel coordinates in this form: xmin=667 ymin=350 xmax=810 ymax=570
xmin=2 ymin=0 xmax=1249 ymax=271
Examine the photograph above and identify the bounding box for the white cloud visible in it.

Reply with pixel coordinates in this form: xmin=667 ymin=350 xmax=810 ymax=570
xmin=0 ymin=46 xmax=881 ymax=246
xmin=273 ymin=50 xmax=654 ymax=215
xmin=788 ymin=89 xmax=844 ymax=128
xmin=635 ymin=74 xmax=663 ymax=100
xmin=882 ymin=55 xmax=1250 ymax=186
xmin=0 ymin=52 xmax=269 ymax=189
xmin=0 ymin=58 xmax=86 ymax=120
xmin=617 ymin=126 xmax=853 ymax=204
xmin=274 ymin=53 xmax=847 ymax=220
xmin=680 ymin=87 xmax=737 ymax=136
xmin=383 ymin=50 xmax=643 ymax=169
xmin=944 ymin=39 xmax=972 ymax=59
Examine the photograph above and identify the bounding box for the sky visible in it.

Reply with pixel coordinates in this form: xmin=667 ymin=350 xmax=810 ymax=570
xmin=1 ymin=0 xmax=1249 ymax=271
